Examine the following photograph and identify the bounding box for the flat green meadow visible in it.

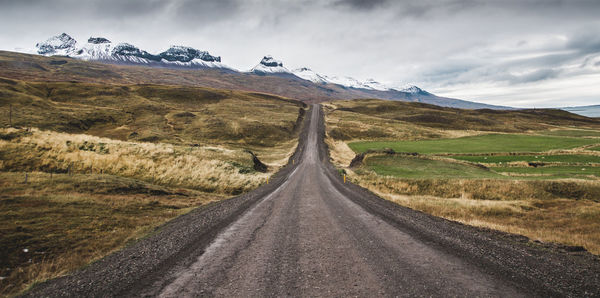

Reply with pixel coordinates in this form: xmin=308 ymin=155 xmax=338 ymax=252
xmin=349 ymin=134 xmax=598 ymax=154
xmin=364 ymin=155 xmax=503 ymax=179
xmin=450 ymin=154 xmax=600 ymax=164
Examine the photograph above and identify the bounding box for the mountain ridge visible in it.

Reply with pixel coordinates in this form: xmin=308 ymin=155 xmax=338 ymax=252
xmin=561 ymin=105 xmax=600 ymax=118
xmin=24 ymin=34 xmax=509 ymax=109
xmin=35 ymin=33 xmax=229 ymax=70
xmin=32 ymin=34 xmax=445 ymax=95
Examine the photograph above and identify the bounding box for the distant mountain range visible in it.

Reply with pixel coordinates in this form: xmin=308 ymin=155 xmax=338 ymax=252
xmin=35 ymin=33 xmax=230 ymax=69
xmin=561 ymin=105 xmax=600 ymax=118
xmin=23 ymin=33 xmax=511 ymax=109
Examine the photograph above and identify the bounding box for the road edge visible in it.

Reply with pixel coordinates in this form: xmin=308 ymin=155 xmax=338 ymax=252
xmin=316 ymin=104 xmax=600 ymax=297
xmin=22 ymin=104 xmax=312 ymax=297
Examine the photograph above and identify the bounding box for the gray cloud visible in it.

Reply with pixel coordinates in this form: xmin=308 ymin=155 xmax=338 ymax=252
xmin=506 ymin=69 xmax=561 ymax=84
xmin=334 ymin=0 xmax=389 ymax=10
xmin=1 ymin=0 xmax=600 ymax=107
xmin=91 ymin=0 xmax=171 ymax=17
xmin=175 ymin=0 xmax=240 ymax=23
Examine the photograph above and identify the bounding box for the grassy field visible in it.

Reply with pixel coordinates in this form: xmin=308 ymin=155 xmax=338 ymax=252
xmin=362 ymin=155 xmax=600 ymax=180
xmin=363 ymin=155 xmax=502 ymax=179
xmin=0 ymin=78 xmax=305 ymax=147
xmin=324 ymin=99 xmax=600 ymax=136
xmin=450 ymin=154 xmax=600 ymax=164
xmin=541 ymin=129 xmax=600 ymax=137
xmin=378 ymin=188 xmax=600 ymax=255
xmin=0 ymin=128 xmax=282 ymax=194
xmin=0 ymin=171 xmax=219 ymax=296
xmin=496 ymin=165 xmax=600 ymax=178
xmin=349 ymin=134 xmax=599 ymax=154
xmin=0 ymin=77 xmax=305 ymax=296
xmin=326 ymin=98 xmax=600 ymax=255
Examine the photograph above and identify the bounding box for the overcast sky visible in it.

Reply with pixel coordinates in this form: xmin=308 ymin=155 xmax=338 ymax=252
xmin=1 ymin=0 xmax=599 ymax=107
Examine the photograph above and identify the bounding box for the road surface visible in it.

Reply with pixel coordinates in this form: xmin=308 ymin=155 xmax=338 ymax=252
xmin=26 ymin=105 xmax=600 ymax=297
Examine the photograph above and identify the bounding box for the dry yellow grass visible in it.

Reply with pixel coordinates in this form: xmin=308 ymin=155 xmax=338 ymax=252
xmin=0 ymin=125 xmax=296 ymax=296
xmin=325 ymin=136 xmax=355 ymax=168
xmin=0 ymin=78 xmax=305 ymax=296
xmin=0 ymin=171 xmax=219 ymax=297
xmin=0 ymin=78 xmax=306 ymax=148
xmin=376 ymin=190 xmax=600 ymax=254
xmin=0 ymin=127 xmax=297 ymax=194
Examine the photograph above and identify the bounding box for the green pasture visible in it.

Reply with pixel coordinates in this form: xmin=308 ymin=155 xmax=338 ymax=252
xmin=349 ymin=134 xmax=599 ymax=155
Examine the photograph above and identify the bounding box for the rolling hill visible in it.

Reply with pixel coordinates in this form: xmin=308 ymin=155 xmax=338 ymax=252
xmin=1 ymin=50 xmax=505 ymax=108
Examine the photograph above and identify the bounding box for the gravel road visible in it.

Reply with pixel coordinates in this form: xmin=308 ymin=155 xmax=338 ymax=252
xmin=25 ymin=105 xmax=600 ymax=297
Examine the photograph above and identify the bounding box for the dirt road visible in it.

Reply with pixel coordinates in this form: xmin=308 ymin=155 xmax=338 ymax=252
xmin=25 ymin=105 xmax=600 ymax=297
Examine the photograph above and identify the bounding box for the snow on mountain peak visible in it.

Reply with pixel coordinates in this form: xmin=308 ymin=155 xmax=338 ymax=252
xmin=251 ymin=55 xmax=290 ymax=74
xmin=291 ymin=68 xmax=415 ymax=92
xmin=36 ymin=33 xmax=77 ymax=55
xmin=393 ymin=84 xmax=424 ymax=94
xmin=87 ymin=37 xmax=111 ymax=44
xmin=112 ymin=43 xmax=143 ymax=56
xmin=31 ymin=33 xmax=429 ymax=92
xmin=292 ymin=67 xmax=329 ymax=83
xmin=75 ymin=37 xmax=114 ymax=60
xmin=361 ymin=78 xmax=389 ymax=91
xmin=160 ymin=46 xmax=221 ymax=63
xmin=260 ymin=55 xmax=283 ymax=67
xmin=33 ymin=33 xmax=229 ymax=69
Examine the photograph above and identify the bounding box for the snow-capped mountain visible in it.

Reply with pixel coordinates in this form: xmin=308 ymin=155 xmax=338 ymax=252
xmin=360 ymin=79 xmax=390 ymax=91
xmin=35 ymin=33 xmax=230 ymax=69
xmin=249 ymin=56 xmax=292 ymax=75
xmin=392 ymin=84 xmax=430 ymax=95
xmin=33 ymin=33 xmax=440 ymax=100
xmin=36 ymin=33 xmax=77 ymax=56
xmin=292 ymin=68 xmax=420 ymax=93
xmin=291 ymin=68 xmax=392 ymax=91
xmin=291 ymin=67 xmax=329 ymax=84
xmin=289 ymin=65 xmax=419 ymax=92
xmin=76 ymin=37 xmax=114 ymax=60
xmin=327 ymin=76 xmax=394 ymax=91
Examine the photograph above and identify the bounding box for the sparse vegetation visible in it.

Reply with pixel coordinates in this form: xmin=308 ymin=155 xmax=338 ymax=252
xmin=325 ymin=99 xmax=600 ymax=255
xmin=0 ymin=78 xmax=305 ymax=147
xmin=0 ymin=75 xmax=305 ymax=296
xmin=0 ymin=171 xmax=219 ymax=296
xmin=326 ymin=99 xmax=599 ymax=133
xmin=0 ymin=128 xmax=280 ymax=194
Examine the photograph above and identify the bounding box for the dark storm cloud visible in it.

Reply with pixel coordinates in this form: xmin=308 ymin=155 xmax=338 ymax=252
xmin=567 ymin=32 xmax=600 ymax=55
xmin=0 ymin=0 xmax=170 ymax=17
xmin=335 ymin=0 xmax=600 ymax=19
xmin=334 ymin=0 xmax=389 ymax=10
xmin=175 ymin=0 xmax=240 ymax=23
